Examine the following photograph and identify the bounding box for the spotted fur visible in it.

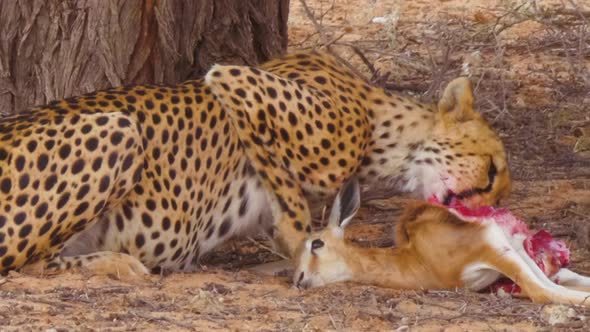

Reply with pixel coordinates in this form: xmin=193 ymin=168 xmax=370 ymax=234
xmin=0 ymin=51 xmax=510 ymax=274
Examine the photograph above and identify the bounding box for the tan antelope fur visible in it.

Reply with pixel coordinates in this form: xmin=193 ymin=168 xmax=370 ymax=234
xmin=293 ymin=178 xmax=590 ymax=306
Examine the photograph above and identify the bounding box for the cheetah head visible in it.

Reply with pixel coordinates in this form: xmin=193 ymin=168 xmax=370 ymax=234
xmin=411 ymin=77 xmax=511 ymax=208
xmin=370 ymin=78 xmax=511 ymax=207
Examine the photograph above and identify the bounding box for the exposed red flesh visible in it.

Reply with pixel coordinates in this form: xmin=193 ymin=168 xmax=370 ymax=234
xmin=428 ymin=196 xmax=570 ymax=295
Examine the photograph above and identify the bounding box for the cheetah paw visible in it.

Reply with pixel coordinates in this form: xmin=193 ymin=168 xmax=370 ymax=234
xmin=84 ymin=252 xmax=150 ymax=277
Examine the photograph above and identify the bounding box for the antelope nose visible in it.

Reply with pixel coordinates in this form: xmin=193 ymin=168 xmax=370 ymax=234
xmin=296 ymin=271 xmax=308 ymax=289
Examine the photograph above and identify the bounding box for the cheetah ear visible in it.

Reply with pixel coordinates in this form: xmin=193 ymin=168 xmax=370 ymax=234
xmin=328 ymin=177 xmax=361 ymax=237
xmin=437 ymin=77 xmax=477 ymax=123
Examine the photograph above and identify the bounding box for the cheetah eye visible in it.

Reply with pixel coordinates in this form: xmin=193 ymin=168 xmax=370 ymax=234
xmin=488 ymin=159 xmax=497 ymax=181
xmin=311 ymin=239 xmax=324 ymax=251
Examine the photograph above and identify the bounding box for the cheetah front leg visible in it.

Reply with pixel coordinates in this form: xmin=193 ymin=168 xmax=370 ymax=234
xmin=205 ymin=67 xmax=329 ymax=258
xmin=233 ymin=142 xmax=312 ymax=257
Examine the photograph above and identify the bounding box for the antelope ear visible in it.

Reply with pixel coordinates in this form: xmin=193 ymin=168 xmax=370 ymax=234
xmin=328 ymin=177 xmax=361 ymax=232
xmin=437 ymin=77 xmax=477 ymax=123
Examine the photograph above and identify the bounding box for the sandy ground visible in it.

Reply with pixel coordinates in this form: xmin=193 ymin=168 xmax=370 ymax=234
xmin=1 ymin=0 xmax=590 ymax=331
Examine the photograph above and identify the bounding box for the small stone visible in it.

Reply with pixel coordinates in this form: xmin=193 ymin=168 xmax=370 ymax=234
xmin=541 ymin=304 xmax=578 ymax=325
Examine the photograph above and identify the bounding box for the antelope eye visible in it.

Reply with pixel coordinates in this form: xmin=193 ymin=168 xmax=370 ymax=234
xmin=311 ymin=239 xmax=324 ymax=250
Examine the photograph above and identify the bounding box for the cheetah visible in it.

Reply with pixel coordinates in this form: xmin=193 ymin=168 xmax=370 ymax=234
xmin=0 ymin=51 xmax=510 ymax=275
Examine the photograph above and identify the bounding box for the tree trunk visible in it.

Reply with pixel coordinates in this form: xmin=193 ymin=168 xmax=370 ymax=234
xmin=0 ymin=0 xmax=290 ymax=115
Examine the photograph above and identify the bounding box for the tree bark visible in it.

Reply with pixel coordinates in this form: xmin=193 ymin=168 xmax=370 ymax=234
xmin=0 ymin=0 xmax=289 ymax=115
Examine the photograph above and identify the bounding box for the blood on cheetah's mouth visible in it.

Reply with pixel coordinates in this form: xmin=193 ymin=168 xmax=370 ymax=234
xmin=442 ymin=159 xmax=498 ymax=206
xmin=442 ymin=191 xmax=457 ymax=206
